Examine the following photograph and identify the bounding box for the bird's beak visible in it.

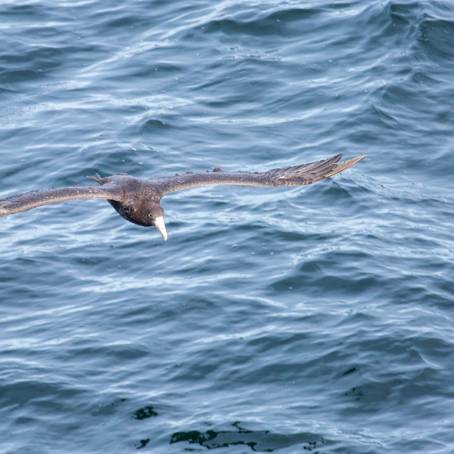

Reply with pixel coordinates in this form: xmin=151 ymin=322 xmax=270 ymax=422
xmin=155 ymin=215 xmax=168 ymax=241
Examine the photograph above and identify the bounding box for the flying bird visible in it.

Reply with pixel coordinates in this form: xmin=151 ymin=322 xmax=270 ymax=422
xmin=0 ymin=154 xmax=364 ymax=240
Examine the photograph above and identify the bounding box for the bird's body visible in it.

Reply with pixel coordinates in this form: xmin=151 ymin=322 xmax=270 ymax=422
xmin=0 ymin=154 xmax=364 ymax=240
xmin=89 ymin=174 xmax=162 ymax=227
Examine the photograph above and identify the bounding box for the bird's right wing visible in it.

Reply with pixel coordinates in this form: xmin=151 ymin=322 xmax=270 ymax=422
xmin=0 ymin=186 xmax=123 ymax=217
xmin=155 ymin=154 xmax=364 ymax=195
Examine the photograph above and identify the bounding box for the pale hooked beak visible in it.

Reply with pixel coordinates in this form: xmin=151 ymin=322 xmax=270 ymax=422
xmin=154 ymin=215 xmax=168 ymax=241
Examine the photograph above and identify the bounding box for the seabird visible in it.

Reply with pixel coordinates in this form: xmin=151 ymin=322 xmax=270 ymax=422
xmin=0 ymin=154 xmax=364 ymax=240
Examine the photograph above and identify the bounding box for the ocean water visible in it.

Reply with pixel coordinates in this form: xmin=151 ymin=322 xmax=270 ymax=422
xmin=1 ymin=0 xmax=454 ymax=452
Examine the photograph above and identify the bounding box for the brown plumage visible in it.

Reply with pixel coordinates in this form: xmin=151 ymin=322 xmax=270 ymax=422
xmin=0 ymin=154 xmax=364 ymax=240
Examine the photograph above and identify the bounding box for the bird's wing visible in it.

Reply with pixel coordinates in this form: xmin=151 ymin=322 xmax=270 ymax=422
xmin=0 ymin=185 xmax=123 ymax=217
xmin=156 ymin=154 xmax=364 ymax=195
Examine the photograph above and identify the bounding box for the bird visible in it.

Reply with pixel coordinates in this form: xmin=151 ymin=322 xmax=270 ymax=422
xmin=0 ymin=154 xmax=364 ymax=240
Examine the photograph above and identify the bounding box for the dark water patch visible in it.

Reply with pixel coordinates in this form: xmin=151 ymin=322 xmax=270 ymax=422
xmin=134 ymin=405 xmax=158 ymax=420
xmin=170 ymin=422 xmax=328 ymax=452
xmin=135 ymin=438 xmax=150 ymax=449
xmin=341 ymin=366 xmax=358 ymax=377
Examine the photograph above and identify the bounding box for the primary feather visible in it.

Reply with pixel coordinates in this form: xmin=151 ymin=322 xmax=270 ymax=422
xmin=155 ymin=154 xmax=364 ymax=194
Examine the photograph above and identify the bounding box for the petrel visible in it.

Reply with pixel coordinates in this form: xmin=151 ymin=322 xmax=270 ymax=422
xmin=0 ymin=154 xmax=364 ymax=240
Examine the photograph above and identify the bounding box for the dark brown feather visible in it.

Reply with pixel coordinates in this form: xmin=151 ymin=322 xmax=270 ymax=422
xmin=0 ymin=186 xmax=123 ymax=216
xmin=156 ymin=154 xmax=364 ymax=194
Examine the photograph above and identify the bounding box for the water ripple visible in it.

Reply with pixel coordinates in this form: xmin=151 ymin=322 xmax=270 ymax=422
xmin=1 ymin=0 xmax=454 ymax=453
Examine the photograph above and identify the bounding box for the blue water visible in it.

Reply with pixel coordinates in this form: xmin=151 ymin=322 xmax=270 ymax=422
xmin=1 ymin=1 xmax=454 ymax=452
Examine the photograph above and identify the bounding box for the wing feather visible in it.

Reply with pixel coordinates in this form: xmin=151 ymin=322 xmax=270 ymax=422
xmin=0 ymin=186 xmax=123 ymax=217
xmin=156 ymin=154 xmax=364 ymax=195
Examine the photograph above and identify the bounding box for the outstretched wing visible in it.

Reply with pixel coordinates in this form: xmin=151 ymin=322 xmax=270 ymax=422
xmin=0 ymin=186 xmax=123 ymax=217
xmin=156 ymin=154 xmax=364 ymax=195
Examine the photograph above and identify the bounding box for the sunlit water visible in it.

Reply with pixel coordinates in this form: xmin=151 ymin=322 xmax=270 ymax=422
xmin=1 ymin=1 xmax=454 ymax=453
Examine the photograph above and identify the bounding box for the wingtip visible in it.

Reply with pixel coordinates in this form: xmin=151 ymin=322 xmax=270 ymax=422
xmin=346 ymin=154 xmax=366 ymax=166
xmin=325 ymin=154 xmax=365 ymax=177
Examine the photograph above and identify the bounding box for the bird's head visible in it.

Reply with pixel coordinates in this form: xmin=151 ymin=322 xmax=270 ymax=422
xmin=110 ymin=199 xmax=168 ymax=240
xmin=146 ymin=202 xmax=167 ymax=241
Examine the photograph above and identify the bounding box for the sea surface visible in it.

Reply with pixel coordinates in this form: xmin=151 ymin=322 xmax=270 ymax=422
xmin=1 ymin=1 xmax=454 ymax=453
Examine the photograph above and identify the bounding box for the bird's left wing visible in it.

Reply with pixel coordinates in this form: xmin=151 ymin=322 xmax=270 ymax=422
xmin=0 ymin=186 xmax=123 ymax=217
xmin=155 ymin=154 xmax=364 ymax=196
